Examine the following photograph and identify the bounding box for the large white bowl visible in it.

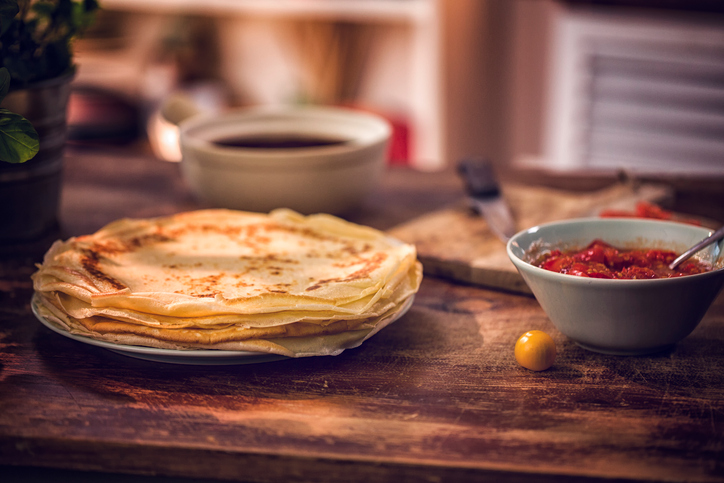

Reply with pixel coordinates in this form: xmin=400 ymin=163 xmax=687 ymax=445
xmin=507 ymin=218 xmax=724 ymax=355
xmin=179 ymin=106 xmax=391 ymax=215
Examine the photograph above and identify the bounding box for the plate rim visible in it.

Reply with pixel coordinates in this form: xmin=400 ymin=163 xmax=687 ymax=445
xmin=30 ymin=293 xmax=414 ymax=364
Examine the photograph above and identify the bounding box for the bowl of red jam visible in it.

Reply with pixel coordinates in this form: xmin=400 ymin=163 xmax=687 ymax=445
xmin=507 ymin=218 xmax=724 ymax=355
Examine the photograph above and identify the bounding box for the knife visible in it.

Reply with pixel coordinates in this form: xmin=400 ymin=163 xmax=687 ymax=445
xmin=457 ymin=158 xmax=517 ymax=242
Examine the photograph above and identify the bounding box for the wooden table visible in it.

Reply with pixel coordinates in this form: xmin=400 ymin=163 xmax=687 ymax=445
xmin=2 ymin=145 xmax=724 ymax=482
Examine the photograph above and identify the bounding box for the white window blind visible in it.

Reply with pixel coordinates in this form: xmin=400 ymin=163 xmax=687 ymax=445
xmin=543 ymin=8 xmax=724 ymax=176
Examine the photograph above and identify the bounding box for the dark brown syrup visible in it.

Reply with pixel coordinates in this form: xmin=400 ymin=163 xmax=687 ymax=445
xmin=212 ymin=135 xmax=348 ymax=149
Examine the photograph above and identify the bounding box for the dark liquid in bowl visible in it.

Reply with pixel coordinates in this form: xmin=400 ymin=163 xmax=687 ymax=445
xmin=212 ymin=135 xmax=349 ymax=149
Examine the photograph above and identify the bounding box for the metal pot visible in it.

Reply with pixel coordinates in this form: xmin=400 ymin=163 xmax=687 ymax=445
xmin=0 ymin=73 xmax=73 ymax=254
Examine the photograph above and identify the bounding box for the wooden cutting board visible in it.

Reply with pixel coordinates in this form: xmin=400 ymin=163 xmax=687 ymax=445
xmin=388 ymin=182 xmax=675 ymax=295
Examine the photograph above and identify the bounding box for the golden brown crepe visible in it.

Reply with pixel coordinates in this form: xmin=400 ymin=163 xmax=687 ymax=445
xmin=32 ymin=209 xmax=421 ymax=357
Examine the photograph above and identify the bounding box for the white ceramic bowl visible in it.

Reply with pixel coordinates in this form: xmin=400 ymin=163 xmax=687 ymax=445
xmin=507 ymin=218 xmax=724 ymax=355
xmin=178 ymin=106 xmax=391 ymax=215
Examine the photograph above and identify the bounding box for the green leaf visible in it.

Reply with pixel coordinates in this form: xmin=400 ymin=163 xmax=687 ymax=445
xmin=72 ymin=0 xmax=97 ymax=31
xmin=0 ymin=67 xmax=10 ymax=102
xmin=1 ymin=0 xmax=97 ymax=85
xmin=0 ymin=108 xmax=39 ymax=163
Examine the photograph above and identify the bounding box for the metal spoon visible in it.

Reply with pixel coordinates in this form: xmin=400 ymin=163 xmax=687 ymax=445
xmin=669 ymin=225 xmax=724 ymax=270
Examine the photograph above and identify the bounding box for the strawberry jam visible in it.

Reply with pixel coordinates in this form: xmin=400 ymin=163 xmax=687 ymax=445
xmin=535 ymin=239 xmax=712 ymax=279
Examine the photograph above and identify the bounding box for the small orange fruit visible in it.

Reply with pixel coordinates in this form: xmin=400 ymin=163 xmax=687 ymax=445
xmin=515 ymin=330 xmax=556 ymax=371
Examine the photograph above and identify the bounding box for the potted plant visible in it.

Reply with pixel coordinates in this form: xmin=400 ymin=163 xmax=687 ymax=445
xmin=0 ymin=0 xmax=98 ymax=254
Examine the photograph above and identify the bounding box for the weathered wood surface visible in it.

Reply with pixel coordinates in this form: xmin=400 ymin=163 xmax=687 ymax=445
xmin=1 ymin=147 xmax=724 ymax=482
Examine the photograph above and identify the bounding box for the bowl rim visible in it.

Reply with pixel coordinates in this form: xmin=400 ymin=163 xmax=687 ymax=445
xmin=179 ymin=105 xmax=392 ymax=162
xmin=506 ymin=217 xmax=724 ymax=285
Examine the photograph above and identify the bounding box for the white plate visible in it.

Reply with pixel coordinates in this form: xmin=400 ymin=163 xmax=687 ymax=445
xmin=31 ymin=293 xmax=413 ymax=365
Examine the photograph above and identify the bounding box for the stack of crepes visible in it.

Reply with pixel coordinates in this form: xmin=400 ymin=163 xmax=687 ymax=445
xmin=32 ymin=209 xmax=422 ymax=358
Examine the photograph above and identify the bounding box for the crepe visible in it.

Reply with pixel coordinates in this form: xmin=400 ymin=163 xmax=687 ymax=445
xmin=32 ymin=209 xmax=422 ymax=357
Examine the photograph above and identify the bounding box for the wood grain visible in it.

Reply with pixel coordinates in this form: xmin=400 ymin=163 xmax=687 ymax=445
xmin=2 ymin=276 xmax=724 ymax=482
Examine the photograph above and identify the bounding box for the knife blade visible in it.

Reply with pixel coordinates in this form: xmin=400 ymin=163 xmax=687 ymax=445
xmin=457 ymin=158 xmax=517 ymax=242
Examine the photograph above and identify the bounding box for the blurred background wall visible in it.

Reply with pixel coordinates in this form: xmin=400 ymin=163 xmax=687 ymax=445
xmin=70 ymin=0 xmax=724 ymax=177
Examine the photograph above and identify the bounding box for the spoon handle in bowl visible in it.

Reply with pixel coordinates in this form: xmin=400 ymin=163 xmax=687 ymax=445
xmin=669 ymin=225 xmax=724 ymax=270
